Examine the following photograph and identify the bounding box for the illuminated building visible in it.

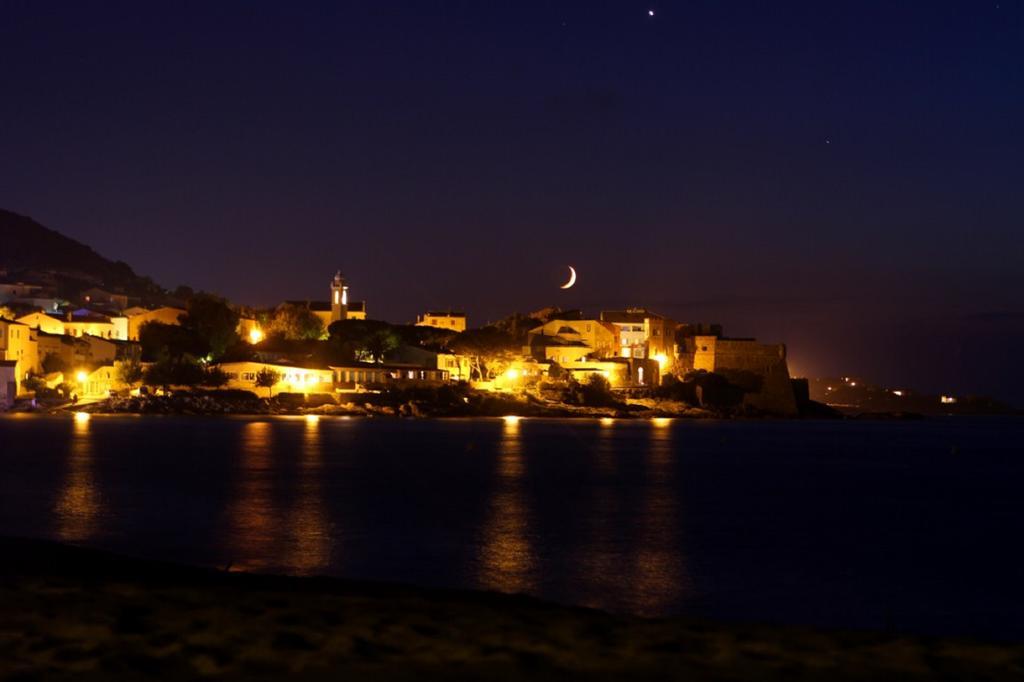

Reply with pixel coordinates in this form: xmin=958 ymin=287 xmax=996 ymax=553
xmin=16 ymin=309 xmax=129 ymax=341
xmin=679 ymin=333 xmax=797 ymax=416
xmin=283 ymin=271 xmax=367 ymax=332
xmin=330 ymin=271 xmax=348 ymax=323
xmin=599 ymin=309 xmax=676 ymax=368
xmin=525 ymin=319 xmax=618 ymax=364
xmin=0 ymin=359 xmax=16 ymax=406
xmin=330 ymin=363 xmax=449 ymax=389
xmin=385 ymin=344 xmax=472 ymax=381
xmin=78 ymin=365 xmax=125 ymax=398
xmin=122 ymin=306 xmax=187 ymax=341
xmin=0 ymin=318 xmax=37 ymax=394
xmin=216 ymin=361 xmax=335 ymax=395
xmin=415 ymin=311 xmax=468 ymax=332
xmin=561 ymin=357 xmax=662 ymax=388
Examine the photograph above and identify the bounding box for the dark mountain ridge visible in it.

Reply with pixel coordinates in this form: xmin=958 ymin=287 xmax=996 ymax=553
xmin=0 ymin=208 xmax=168 ymax=303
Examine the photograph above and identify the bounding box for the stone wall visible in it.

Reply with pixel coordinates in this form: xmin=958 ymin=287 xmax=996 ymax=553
xmin=681 ymin=336 xmax=797 ymax=416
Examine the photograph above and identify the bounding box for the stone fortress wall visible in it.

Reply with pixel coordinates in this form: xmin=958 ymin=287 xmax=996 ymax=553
xmin=681 ymin=334 xmax=797 ymax=416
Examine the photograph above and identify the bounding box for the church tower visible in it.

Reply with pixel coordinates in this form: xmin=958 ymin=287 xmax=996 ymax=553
xmin=330 ymin=271 xmax=348 ymax=323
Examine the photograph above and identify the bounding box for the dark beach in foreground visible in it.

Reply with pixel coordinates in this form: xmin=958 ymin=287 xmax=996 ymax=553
xmin=1 ymin=538 xmax=1021 ymax=681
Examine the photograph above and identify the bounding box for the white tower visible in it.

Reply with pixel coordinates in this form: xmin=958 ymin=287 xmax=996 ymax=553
xmin=330 ymin=271 xmax=348 ymax=323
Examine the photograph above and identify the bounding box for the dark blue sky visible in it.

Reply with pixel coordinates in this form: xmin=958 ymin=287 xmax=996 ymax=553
xmin=2 ymin=1 xmax=1022 ymax=402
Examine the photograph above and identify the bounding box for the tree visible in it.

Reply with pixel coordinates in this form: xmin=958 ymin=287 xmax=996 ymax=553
xmin=327 ymin=320 xmax=401 ymax=363
xmin=180 ymin=293 xmax=240 ymax=360
xmin=172 ymin=285 xmax=195 ymax=302
xmin=143 ymin=357 xmax=206 ymax=390
xmin=267 ymin=303 xmax=325 ymax=340
xmin=138 ymin=320 xmax=205 ymax=362
xmin=576 ymin=373 xmax=619 ymax=407
xmin=448 ymin=327 xmax=519 ymax=380
xmin=201 ymin=366 xmax=229 ymax=388
xmin=117 ymin=359 xmax=144 ymax=386
xmin=254 ymin=367 xmax=280 ymax=398
xmin=395 ymin=324 xmax=458 ymax=350
xmin=41 ymin=352 xmax=68 ymax=374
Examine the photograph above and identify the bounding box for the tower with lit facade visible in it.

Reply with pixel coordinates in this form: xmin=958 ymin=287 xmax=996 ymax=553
xmin=330 ymin=271 xmax=348 ymax=323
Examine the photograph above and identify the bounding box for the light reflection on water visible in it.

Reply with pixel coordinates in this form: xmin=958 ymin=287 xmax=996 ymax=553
xmin=287 ymin=417 xmax=331 ymax=574
xmin=54 ymin=414 xmax=100 ymax=542
xmin=477 ymin=415 xmax=536 ymax=593
xmin=627 ymin=419 xmax=687 ymax=614
xmin=573 ymin=417 xmax=621 ymax=611
xmin=226 ymin=421 xmax=276 ymax=571
xmin=6 ymin=414 xmax=1016 ymax=637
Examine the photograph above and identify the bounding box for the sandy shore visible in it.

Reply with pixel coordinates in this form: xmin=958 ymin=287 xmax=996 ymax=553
xmin=1 ymin=538 xmax=1021 ymax=680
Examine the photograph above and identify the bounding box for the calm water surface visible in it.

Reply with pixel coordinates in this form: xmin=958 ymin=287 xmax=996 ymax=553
xmin=1 ymin=414 xmax=1021 ymax=639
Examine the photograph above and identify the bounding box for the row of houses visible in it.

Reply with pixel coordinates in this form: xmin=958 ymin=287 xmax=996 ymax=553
xmin=2 ymin=270 xmax=796 ymax=412
xmin=0 ymin=316 xmax=145 ymax=399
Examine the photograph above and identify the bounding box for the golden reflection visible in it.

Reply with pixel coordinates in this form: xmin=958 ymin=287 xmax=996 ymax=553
xmin=573 ymin=423 xmax=620 ymax=611
xmin=226 ymin=421 xmax=277 ymax=571
xmin=478 ymin=417 xmax=535 ymax=593
xmin=55 ymin=413 xmax=100 ymax=542
xmin=627 ymin=419 xmax=687 ymax=615
xmin=287 ymin=417 xmax=331 ymax=574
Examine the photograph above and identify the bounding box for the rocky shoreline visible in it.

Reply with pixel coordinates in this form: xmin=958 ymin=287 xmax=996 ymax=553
xmin=32 ymin=390 xmax=723 ymax=420
xmin=1 ymin=537 xmax=1021 ymax=680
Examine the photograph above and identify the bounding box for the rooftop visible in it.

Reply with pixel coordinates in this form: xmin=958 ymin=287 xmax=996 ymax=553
xmin=600 ymin=309 xmax=665 ymax=323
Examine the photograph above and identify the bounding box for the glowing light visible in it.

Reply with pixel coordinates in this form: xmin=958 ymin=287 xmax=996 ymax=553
xmin=652 ymin=417 xmax=672 ymax=428
xmin=503 ymin=415 xmax=521 ymax=424
xmin=849 ymin=381 xmax=857 ymax=387
xmin=653 ymin=353 xmax=668 ymax=369
xmin=505 ymin=368 xmax=520 ymax=380
xmin=305 ymin=414 xmax=320 ymax=424
xmin=648 ymin=9 xmax=655 ymax=16
xmin=600 ymin=417 xmax=614 ymax=426
xmin=305 ymin=374 xmax=318 ymax=385
xmin=75 ymin=370 xmax=88 ymax=383
xmin=73 ymin=411 xmax=90 ymax=423
xmin=892 ymin=390 xmax=903 ymax=397
xmin=248 ymin=327 xmax=264 ymax=344
xmin=941 ymin=395 xmax=957 ymax=404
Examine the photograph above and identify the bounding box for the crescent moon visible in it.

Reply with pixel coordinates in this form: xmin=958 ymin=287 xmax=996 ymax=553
xmin=560 ymin=266 xmax=577 ymax=289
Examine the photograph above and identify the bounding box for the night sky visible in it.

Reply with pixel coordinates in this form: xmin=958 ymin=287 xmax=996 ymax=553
xmin=2 ymin=1 xmax=1022 ymax=403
